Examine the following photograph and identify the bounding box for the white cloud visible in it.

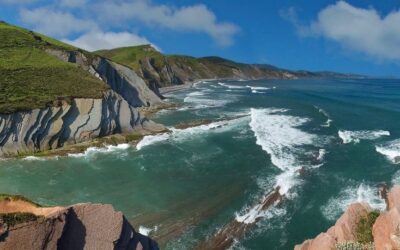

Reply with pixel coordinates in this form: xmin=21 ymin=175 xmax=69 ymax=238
xmin=287 ymin=1 xmax=400 ymax=60
xmin=60 ymin=0 xmax=87 ymax=8
xmin=63 ymin=31 xmax=159 ymax=51
xmin=96 ymin=0 xmax=239 ymax=46
xmin=20 ymin=7 xmax=97 ymax=37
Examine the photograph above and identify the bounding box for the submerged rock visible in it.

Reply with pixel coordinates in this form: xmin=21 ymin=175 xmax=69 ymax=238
xmin=0 ymin=197 xmax=159 ymax=250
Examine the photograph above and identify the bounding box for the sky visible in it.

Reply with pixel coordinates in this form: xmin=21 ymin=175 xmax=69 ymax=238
xmin=1 ymin=0 xmax=400 ymax=77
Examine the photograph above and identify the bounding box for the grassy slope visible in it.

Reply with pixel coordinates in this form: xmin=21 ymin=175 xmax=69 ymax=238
xmin=0 ymin=22 xmax=108 ymax=114
xmin=96 ymin=45 xmax=259 ymax=79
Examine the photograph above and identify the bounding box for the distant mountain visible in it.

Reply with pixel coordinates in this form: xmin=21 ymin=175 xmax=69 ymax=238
xmin=96 ymin=45 xmax=363 ymax=94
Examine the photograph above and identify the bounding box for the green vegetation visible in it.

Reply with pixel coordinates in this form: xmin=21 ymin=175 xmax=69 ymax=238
xmin=357 ymin=211 xmax=380 ymax=244
xmin=336 ymin=241 xmax=375 ymax=250
xmin=0 ymin=194 xmax=41 ymax=207
xmin=0 ymin=22 xmax=108 ymax=113
xmin=1 ymin=212 xmax=41 ymax=227
xmin=96 ymin=45 xmax=166 ymax=71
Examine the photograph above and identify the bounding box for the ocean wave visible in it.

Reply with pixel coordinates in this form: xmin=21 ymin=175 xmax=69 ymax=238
xmin=23 ymin=156 xmax=47 ymax=161
xmin=338 ymin=130 xmax=390 ymax=144
xmin=138 ymin=225 xmax=158 ymax=236
xmin=136 ymin=133 xmax=170 ymax=150
xmin=315 ymin=106 xmax=333 ymax=128
xmin=68 ymin=144 xmax=131 ymax=158
xmin=183 ymin=95 xmax=232 ymax=109
xmin=136 ymin=116 xmax=249 ymax=150
xmin=235 ymin=204 xmax=286 ymax=224
xmin=249 ymin=108 xmax=321 ymax=196
xmin=321 ymin=183 xmax=386 ymax=221
xmin=247 ymin=85 xmax=271 ymax=91
xmin=317 ymin=148 xmax=327 ymax=162
xmin=217 ymin=82 xmax=248 ymax=89
xmin=376 ymin=139 xmax=400 ymax=164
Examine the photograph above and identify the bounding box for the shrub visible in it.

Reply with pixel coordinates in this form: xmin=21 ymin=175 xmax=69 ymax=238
xmin=336 ymin=241 xmax=375 ymax=250
xmin=357 ymin=211 xmax=380 ymax=244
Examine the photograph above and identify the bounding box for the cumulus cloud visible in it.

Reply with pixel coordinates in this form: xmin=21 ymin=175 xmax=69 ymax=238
xmin=96 ymin=0 xmax=239 ymax=46
xmin=20 ymin=7 xmax=97 ymax=37
xmin=285 ymin=1 xmax=400 ymax=60
xmin=63 ymin=31 xmax=159 ymax=51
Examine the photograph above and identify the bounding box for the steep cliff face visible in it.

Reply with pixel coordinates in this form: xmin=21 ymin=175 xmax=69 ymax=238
xmin=96 ymin=45 xmax=299 ymax=92
xmin=0 ymin=197 xmax=159 ymax=250
xmin=0 ymin=25 xmax=167 ymax=157
xmin=0 ymin=90 xmax=164 ymax=156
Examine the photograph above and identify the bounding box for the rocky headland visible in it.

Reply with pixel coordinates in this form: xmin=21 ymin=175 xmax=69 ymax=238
xmin=0 ymin=194 xmax=158 ymax=250
xmin=295 ymin=185 xmax=400 ymax=250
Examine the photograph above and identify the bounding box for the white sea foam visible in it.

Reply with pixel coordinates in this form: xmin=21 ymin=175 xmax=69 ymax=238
xmin=376 ymin=139 xmax=400 ymax=164
xmin=249 ymin=107 xmax=321 ymax=198
xmin=321 ymin=183 xmax=386 ymax=221
xmin=317 ymin=149 xmax=327 ymax=162
xmin=136 ymin=133 xmax=170 ymax=150
xmin=23 ymin=156 xmax=46 ymax=161
xmin=217 ymin=82 xmax=248 ymax=89
xmin=235 ymin=204 xmax=286 ymax=224
xmin=338 ymin=130 xmax=390 ymax=144
xmin=183 ymin=95 xmax=231 ymax=109
xmin=68 ymin=144 xmax=131 ymax=158
xmin=138 ymin=225 xmax=158 ymax=236
xmin=315 ymin=106 xmax=333 ymax=128
xmin=136 ymin=116 xmax=249 ymax=150
xmin=247 ymin=86 xmax=271 ymax=91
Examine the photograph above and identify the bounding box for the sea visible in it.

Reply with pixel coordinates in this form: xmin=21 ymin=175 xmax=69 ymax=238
xmin=1 ymin=78 xmax=400 ymax=249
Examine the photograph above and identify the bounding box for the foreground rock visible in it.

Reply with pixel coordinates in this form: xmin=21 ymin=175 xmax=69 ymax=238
xmin=0 ymin=196 xmax=159 ymax=250
xmin=295 ymin=185 xmax=400 ymax=250
xmin=373 ymin=186 xmax=400 ymax=250
xmin=295 ymin=203 xmax=372 ymax=250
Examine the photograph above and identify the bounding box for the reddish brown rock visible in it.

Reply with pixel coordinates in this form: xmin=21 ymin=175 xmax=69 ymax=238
xmin=373 ymin=186 xmax=400 ymax=250
xmin=0 ymin=198 xmax=159 ymax=250
xmin=295 ymin=203 xmax=371 ymax=250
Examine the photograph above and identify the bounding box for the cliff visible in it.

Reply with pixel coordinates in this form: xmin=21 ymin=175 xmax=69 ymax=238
xmin=295 ymin=185 xmax=400 ymax=250
xmin=96 ymin=45 xmax=361 ymax=93
xmin=0 ymin=22 xmax=165 ymax=157
xmin=0 ymin=194 xmax=159 ymax=250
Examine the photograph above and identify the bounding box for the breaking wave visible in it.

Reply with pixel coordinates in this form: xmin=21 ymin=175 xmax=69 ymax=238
xmin=68 ymin=144 xmax=131 ymax=158
xmin=338 ymin=130 xmax=390 ymax=144
xmin=376 ymin=139 xmax=400 ymax=164
xmin=136 ymin=116 xmax=249 ymax=151
xmin=321 ymin=183 xmax=386 ymax=221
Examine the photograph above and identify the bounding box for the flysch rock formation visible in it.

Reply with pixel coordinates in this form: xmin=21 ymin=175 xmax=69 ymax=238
xmin=0 ymin=48 xmax=166 ymax=157
xmin=295 ymin=185 xmax=400 ymax=250
xmin=0 ymin=198 xmax=159 ymax=250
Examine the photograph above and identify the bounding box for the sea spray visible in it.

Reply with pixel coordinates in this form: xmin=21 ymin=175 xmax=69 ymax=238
xmin=321 ymin=183 xmax=386 ymax=221
xmin=338 ymin=130 xmax=390 ymax=144
xmin=376 ymin=138 xmax=400 ymax=163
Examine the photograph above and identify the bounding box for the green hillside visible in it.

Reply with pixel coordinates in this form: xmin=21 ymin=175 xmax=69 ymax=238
xmin=0 ymin=22 xmax=108 ymax=114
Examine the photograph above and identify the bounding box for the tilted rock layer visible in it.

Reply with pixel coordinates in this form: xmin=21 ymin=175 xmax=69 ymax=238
xmin=0 ymin=48 xmax=165 ymax=157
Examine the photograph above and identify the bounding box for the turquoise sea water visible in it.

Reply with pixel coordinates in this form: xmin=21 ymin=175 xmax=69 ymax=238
xmin=1 ymin=78 xmax=400 ymax=249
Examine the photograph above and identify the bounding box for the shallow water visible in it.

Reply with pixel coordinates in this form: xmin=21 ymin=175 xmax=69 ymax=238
xmin=1 ymin=78 xmax=400 ymax=249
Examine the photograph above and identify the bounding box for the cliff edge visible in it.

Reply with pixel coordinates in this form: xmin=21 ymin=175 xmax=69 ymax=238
xmin=0 ymin=195 xmax=158 ymax=250
xmin=295 ymin=185 xmax=400 ymax=250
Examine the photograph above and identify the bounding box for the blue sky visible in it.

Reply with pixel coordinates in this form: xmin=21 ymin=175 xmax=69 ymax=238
xmin=1 ymin=0 xmax=400 ymax=77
